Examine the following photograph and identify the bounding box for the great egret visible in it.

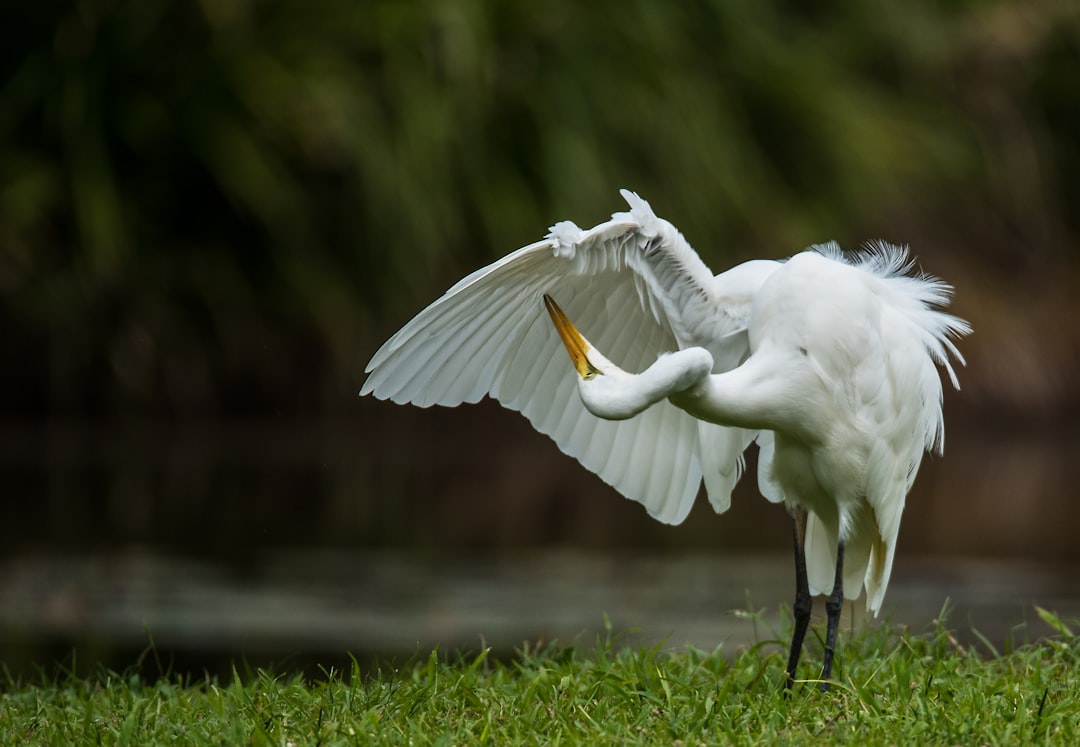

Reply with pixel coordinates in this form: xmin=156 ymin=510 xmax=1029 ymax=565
xmin=361 ymin=190 xmax=969 ymax=689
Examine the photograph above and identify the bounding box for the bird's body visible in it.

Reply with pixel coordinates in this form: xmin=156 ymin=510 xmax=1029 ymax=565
xmin=362 ymin=190 xmax=969 ymax=688
xmin=694 ymin=248 xmax=962 ymax=610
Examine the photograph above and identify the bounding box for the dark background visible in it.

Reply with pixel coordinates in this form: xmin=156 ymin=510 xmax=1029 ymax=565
xmin=2 ymin=1 xmax=1079 ymax=673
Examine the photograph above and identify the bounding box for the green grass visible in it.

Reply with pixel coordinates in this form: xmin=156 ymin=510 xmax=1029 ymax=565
xmin=2 ymin=608 xmax=1078 ymax=746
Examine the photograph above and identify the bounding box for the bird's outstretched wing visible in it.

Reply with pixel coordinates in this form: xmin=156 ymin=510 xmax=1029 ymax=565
xmin=362 ymin=190 xmax=758 ymax=524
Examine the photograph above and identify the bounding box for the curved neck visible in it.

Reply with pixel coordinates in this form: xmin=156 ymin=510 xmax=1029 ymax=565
xmin=670 ymin=351 xmax=816 ymax=439
xmin=579 ymin=348 xmax=713 ymax=420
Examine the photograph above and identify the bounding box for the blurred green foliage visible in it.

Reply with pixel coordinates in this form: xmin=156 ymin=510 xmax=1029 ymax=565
xmin=1 ymin=0 xmax=1078 ymax=420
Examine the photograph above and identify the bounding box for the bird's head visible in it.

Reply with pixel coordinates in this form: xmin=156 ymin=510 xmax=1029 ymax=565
xmin=543 ymin=293 xmax=714 ymax=421
xmin=543 ymin=294 xmax=605 ymax=380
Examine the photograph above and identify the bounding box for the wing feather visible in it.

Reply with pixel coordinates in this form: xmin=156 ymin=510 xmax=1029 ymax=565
xmin=362 ymin=191 xmax=761 ymax=523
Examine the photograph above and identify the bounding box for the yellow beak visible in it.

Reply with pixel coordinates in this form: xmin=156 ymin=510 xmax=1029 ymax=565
xmin=543 ymin=294 xmax=602 ymax=380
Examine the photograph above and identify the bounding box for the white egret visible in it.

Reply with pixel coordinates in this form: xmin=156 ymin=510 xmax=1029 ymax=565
xmin=361 ymin=190 xmax=969 ymax=689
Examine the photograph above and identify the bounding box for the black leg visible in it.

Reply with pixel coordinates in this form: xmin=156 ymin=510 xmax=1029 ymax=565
xmin=784 ymin=507 xmax=812 ymax=690
xmin=820 ymin=539 xmax=846 ymax=692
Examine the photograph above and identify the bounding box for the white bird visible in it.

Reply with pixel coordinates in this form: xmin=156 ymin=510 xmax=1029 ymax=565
xmin=361 ymin=190 xmax=970 ymax=689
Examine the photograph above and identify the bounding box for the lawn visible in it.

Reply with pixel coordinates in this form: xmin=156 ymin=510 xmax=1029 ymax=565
xmin=2 ymin=608 xmax=1077 ymax=745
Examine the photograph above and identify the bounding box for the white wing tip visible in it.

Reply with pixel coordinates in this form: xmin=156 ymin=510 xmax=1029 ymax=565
xmin=616 ymin=189 xmax=658 ymax=232
xmin=618 ymin=188 xmax=642 ymax=207
xmin=545 ymin=220 xmax=583 ymax=258
xmin=548 ymin=190 xmax=658 ymax=251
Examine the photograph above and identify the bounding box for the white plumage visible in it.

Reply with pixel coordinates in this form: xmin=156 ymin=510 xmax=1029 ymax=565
xmin=362 ymin=189 xmax=970 ymax=688
xmin=363 ymin=190 xmax=767 ymax=524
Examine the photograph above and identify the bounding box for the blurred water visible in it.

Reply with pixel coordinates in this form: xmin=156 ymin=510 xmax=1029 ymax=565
xmin=1 ymin=549 xmax=1077 ymax=679
xmin=2 ymin=411 xmax=1078 ymax=556
xmin=1 ymin=414 xmax=1077 ymax=677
